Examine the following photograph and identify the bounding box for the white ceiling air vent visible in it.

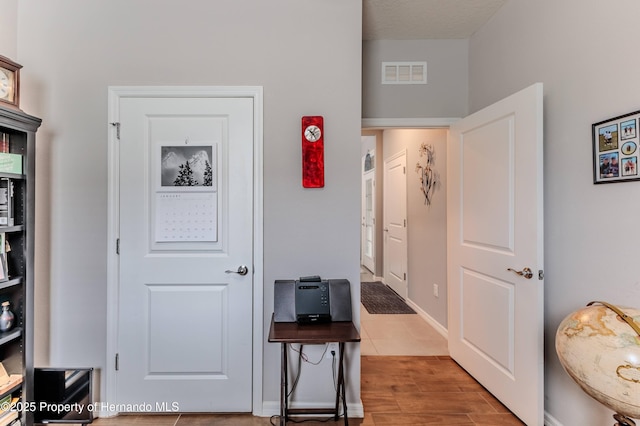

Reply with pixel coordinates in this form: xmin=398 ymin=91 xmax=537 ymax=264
xmin=382 ymin=61 xmax=427 ymax=85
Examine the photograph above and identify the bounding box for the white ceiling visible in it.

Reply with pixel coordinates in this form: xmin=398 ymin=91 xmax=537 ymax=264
xmin=363 ymin=0 xmax=507 ymax=40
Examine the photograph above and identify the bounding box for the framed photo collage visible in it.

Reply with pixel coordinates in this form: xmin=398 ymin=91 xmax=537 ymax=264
xmin=593 ymin=109 xmax=640 ymax=184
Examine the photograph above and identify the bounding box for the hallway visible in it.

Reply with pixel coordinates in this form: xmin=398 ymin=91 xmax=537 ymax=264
xmin=359 ymin=270 xmax=448 ymax=356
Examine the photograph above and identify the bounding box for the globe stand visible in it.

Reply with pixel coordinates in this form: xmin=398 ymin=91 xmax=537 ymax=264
xmin=614 ymin=413 xmax=636 ymax=426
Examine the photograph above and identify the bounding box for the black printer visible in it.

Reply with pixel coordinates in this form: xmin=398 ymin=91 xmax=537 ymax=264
xmin=273 ymin=276 xmax=352 ymax=323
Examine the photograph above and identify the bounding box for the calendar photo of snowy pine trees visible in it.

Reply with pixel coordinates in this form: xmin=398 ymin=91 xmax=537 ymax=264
xmin=161 ymin=145 xmax=215 ymax=188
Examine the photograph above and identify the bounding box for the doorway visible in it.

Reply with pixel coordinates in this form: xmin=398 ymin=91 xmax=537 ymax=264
xmin=361 ymin=84 xmax=545 ymax=424
xmin=361 ymin=137 xmax=376 ymax=274
xmin=359 ymin=127 xmax=449 ymax=356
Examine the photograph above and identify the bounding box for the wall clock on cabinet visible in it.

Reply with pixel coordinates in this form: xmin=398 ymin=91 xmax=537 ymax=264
xmin=0 ymin=55 xmax=21 ymax=109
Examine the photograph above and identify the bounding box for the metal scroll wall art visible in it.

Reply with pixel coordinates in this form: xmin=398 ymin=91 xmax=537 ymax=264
xmin=415 ymin=143 xmax=440 ymax=205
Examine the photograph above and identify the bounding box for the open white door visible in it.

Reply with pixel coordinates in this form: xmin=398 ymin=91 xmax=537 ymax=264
xmin=447 ymin=83 xmax=544 ymax=425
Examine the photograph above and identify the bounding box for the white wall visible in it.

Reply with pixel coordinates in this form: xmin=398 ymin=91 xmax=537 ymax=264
xmin=362 ymin=39 xmax=468 ymax=119
xmin=16 ymin=0 xmax=362 ymax=413
xmin=469 ymin=1 xmax=640 ymax=424
xmin=382 ymin=129 xmax=448 ymax=326
xmin=0 ymin=0 xmax=18 ymax=59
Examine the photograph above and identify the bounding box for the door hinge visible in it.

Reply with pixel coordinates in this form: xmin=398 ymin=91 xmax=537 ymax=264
xmin=115 ymin=353 xmax=119 ymax=371
xmin=110 ymin=122 xmax=121 ymax=140
xmin=404 ymin=219 xmax=407 ymax=227
xmin=403 ymin=272 xmax=407 ymax=281
xmin=116 ymin=238 xmax=120 ymax=255
xmin=403 ymin=166 xmax=406 ymax=174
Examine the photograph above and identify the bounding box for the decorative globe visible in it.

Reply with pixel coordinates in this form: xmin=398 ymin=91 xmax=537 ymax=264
xmin=556 ymin=303 xmax=640 ymax=420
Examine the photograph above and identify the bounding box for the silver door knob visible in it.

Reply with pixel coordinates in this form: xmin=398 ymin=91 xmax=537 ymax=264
xmin=507 ymin=267 xmax=533 ymax=279
xmin=225 ymin=265 xmax=249 ymax=276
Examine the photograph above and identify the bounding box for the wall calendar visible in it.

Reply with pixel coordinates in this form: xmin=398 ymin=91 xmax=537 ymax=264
xmin=153 ymin=142 xmax=218 ymax=243
xmin=154 ymin=192 xmax=217 ymax=242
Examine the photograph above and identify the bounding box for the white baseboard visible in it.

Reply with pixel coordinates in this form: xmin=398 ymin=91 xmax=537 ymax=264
xmin=372 ymin=279 xmax=448 ymax=339
xmin=405 ymin=298 xmax=448 ymax=340
xmin=261 ymin=400 xmax=364 ymax=419
xmin=96 ymin=410 xmax=118 ymax=419
xmin=544 ymin=411 xmax=564 ymax=426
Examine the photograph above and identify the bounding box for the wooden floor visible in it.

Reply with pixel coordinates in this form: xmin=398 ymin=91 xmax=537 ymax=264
xmin=359 ymin=356 xmax=525 ymax=425
xmin=92 ymin=356 xmax=524 ymax=426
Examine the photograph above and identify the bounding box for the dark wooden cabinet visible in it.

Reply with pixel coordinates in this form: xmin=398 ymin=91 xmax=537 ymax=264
xmin=0 ymin=105 xmax=41 ymax=426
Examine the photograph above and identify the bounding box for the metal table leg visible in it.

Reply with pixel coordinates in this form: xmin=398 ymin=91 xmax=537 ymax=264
xmin=280 ymin=342 xmax=288 ymax=426
xmin=334 ymin=342 xmax=348 ymax=425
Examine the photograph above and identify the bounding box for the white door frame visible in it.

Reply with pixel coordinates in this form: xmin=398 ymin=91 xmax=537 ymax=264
xmin=362 ymin=119 xmax=459 ymax=289
xmin=105 ymin=86 xmax=264 ymax=416
xmin=361 ymin=168 xmax=375 ymax=273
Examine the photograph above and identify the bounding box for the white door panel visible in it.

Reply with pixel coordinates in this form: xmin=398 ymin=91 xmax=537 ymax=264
xmin=361 ymin=171 xmax=375 ymax=273
xmin=448 ymin=83 xmax=544 ymax=425
xmin=461 ymin=270 xmax=514 ymax=372
xmin=116 ymin=96 xmax=254 ymax=412
xmin=383 ymin=151 xmax=407 ymax=298
xmin=461 ymin=117 xmax=514 ymax=250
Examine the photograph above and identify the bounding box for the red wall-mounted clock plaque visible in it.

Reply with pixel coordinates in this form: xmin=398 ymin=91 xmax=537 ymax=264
xmin=301 ymin=116 xmax=324 ymax=188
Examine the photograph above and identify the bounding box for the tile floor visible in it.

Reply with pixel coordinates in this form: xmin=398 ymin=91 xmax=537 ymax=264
xmin=359 ymin=270 xmax=449 ymax=356
xmin=360 ymin=305 xmax=448 ymax=356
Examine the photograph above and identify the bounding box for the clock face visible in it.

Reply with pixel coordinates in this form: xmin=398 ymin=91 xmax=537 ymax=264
xmin=0 ymin=69 xmax=10 ymax=100
xmin=304 ymin=125 xmax=322 ymax=142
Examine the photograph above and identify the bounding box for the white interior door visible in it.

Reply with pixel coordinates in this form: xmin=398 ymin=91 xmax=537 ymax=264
xmin=447 ymin=83 xmax=544 ymax=425
xmin=361 ymin=170 xmax=375 ymax=273
xmin=383 ymin=150 xmax=407 ymax=299
xmin=114 ymin=94 xmax=254 ymax=412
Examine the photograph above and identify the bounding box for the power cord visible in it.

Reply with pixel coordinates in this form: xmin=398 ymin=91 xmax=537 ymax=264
xmin=287 ymin=343 xmax=330 ymax=398
xmin=331 ymin=349 xmax=337 ymax=391
xmin=270 ymin=344 xmax=344 ymax=425
xmin=331 ymin=350 xmax=346 ymax=417
xmin=290 ymin=343 xmax=330 ymax=365
xmin=288 ymin=344 xmax=304 ymax=398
